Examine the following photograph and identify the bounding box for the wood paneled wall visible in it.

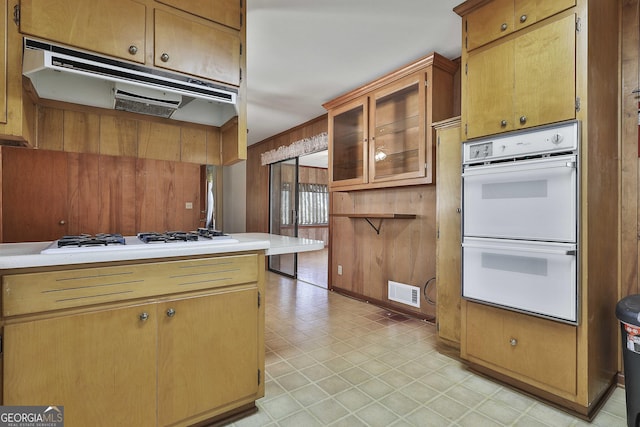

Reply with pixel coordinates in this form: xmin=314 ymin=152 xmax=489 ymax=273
xmin=620 ymin=0 xmax=639 ymax=301
xmin=35 ymin=104 xmax=221 ymax=164
xmin=246 ymin=115 xmax=328 ymax=232
xmin=330 ymin=186 xmax=437 ymax=319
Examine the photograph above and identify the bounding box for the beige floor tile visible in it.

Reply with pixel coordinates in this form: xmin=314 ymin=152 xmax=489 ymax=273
xmin=227 ymin=273 xmax=629 ymax=427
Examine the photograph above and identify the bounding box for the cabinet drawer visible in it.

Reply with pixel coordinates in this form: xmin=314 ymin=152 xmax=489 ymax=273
xmin=464 ymin=302 xmax=577 ymax=395
xmin=2 ymin=254 xmax=258 ymax=316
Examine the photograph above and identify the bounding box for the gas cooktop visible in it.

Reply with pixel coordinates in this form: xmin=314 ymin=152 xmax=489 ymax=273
xmin=41 ymin=229 xmax=238 ymax=254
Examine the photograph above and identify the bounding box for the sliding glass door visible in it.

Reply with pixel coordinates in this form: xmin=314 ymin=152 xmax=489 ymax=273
xmin=269 ymin=158 xmax=298 ymax=277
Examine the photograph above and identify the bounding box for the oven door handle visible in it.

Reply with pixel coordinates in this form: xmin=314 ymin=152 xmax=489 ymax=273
xmin=462 ymin=242 xmax=576 ymax=256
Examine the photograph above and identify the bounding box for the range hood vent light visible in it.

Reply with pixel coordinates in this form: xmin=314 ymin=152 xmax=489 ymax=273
xmin=22 ymin=38 xmax=238 ymax=126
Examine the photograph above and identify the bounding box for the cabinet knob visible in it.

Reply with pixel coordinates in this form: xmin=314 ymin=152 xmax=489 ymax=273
xmin=139 ymin=312 xmax=149 ymax=321
xmin=510 ymin=338 xmax=518 ymax=346
xmin=128 ymin=45 xmax=138 ymax=55
xmin=59 ymin=220 xmax=66 ymax=225
xmin=519 ymin=116 xmax=527 ymax=125
xmin=520 ymin=14 xmax=527 ymax=23
xmin=166 ymin=308 xmax=176 ymax=317
xmin=160 ymin=53 xmax=170 ymax=62
xmin=500 ymin=120 xmax=508 ymax=127
xmin=456 ymin=207 xmax=461 ymax=214
xmin=500 ymin=23 xmax=508 ymax=31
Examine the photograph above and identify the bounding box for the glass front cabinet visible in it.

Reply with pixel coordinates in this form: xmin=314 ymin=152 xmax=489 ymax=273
xmin=324 ymin=53 xmax=457 ymax=191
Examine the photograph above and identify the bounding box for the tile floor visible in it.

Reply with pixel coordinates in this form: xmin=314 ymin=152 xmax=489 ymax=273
xmin=230 ymin=272 xmax=628 ymax=427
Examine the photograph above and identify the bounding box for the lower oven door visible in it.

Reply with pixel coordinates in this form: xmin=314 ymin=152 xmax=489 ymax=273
xmin=462 ymin=154 xmax=577 ymax=242
xmin=462 ymin=237 xmax=577 ymax=323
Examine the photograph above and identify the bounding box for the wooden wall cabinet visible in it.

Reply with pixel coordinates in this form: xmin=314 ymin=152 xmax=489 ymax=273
xmin=153 ymin=8 xmax=241 ymax=86
xmin=155 ymin=0 xmax=242 ymax=30
xmin=324 ymin=52 xmax=457 ymax=191
xmin=454 ymin=0 xmax=619 ymax=418
xmin=465 ymin=12 xmax=576 ymax=139
xmin=19 ymin=0 xmax=147 ymax=63
xmin=434 ymin=117 xmax=461 ymax=348
xmin=2 ymin=253 xmax=265 ymax=427
xmin=465 ymin=0 xmax=575 ymax=50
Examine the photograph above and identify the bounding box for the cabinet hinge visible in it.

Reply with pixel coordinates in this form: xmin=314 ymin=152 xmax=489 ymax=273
xmin=258 ymin=291 xmax=261 ymax=308
xmin=464 ymin=123 xmax=468 ymax=136
xmin=465 ymin=63 xmax=468 ymax=75
xmin=425 ymin=79 xmax=429 ymax=87
xmin=240 ymin=43 xmax=243 ymax=56
xmin=13 ymin=4 xmax=19 ymax=26
xmin=258 ymin=369 xmax=261 ymax=385
xmin=575 ymin=97 xmax=581 ymax=112
xmin=437 ymin=228 xmax=439 ymax=239
xmin=465 ymin=36 xmax=467 ymax=50
xmin=576 ymin=17 xmax=581 ymax=33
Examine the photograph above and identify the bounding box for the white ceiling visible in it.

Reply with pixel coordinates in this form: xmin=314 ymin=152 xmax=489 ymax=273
xmin=245 ymin=0 xmax=463 ymax=146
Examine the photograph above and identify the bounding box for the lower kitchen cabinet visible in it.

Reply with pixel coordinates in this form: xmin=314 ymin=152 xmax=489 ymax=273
xmin=462 ymin=302 xmax=577 ymax=396
xmin=1 ymin=253 xmax=265 ymax=427
xmin=4 ymin=303 xmax=158 ymax=427
xmin=158 ymin=289 xmax=259 ymax=426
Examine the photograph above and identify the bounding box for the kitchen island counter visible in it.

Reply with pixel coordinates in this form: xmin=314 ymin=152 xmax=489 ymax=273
xmin=0 ymin=232 xmax=324 ymax=270
xmin=0 ymin=233 xmax=323 ymax=426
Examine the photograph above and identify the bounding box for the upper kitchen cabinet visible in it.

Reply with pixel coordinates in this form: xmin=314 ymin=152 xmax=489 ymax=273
xmin=324 ymin=52 xmax=457 ymax=191
xmin=155 ymin=0 xmax=242 ymax=30
xmin=154 ymin=8 xmax=240 ymax=86
xmin=465 ymin=12 xmax=575 ymax=138
xmin=464 ymin=0 xmax=575 ymax=51
xmin=18 ymin=0 xmax=146 ymax=63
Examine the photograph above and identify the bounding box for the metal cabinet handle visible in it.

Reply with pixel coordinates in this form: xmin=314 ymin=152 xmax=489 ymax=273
xmin=160 ymin=53 xmax=170 ymax=62
xmin=510 ymin=338 xmax=518 ymax=346
xmin=500 ymin=23 xmax=508 ymax=31
xmin=500 ymin=120 xmax=508 ymax=127
xmin=139 ymin=312 xmax=149 ymax=321
xmin=519 ymin=116 xmax=527 ymax=125
xmin=520 ymin=15 xmax=527 ymax=23
xmin=128 ymin=45 xmax=138 ymax=55
xmin=166 ymin=308 xmax=176 ymax=317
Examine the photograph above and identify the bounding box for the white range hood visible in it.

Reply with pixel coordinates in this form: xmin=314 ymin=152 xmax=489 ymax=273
xmin=22 ymin=38 xmax=239 ymax=127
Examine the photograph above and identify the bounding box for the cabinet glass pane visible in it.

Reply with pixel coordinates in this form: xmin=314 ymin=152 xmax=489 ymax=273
xmin=332 ymin=105 xmax=365 ymax=182
xmin=372 ymin=83 xmax=420 ymax=179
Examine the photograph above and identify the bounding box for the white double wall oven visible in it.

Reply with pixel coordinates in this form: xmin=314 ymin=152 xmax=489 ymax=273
xmin=461 ymin=120 xmax=580 ymax=323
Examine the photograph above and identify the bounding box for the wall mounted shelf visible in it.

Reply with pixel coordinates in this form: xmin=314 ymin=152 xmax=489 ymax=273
xmin=331 ymin=213 xmax=416 ymax=234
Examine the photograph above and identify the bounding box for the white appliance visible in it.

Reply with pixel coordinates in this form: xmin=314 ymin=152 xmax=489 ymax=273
xmin=461 ymin=120 xmax=580 ymax=323
xmin=22 ymin=38 xmax=238 ymax=127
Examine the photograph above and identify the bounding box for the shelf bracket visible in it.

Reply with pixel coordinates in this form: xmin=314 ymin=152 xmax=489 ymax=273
xmin=364 ymin=217 xmax=384 ymax=234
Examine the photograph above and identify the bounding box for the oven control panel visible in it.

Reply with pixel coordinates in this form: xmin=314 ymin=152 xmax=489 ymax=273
xmin=463 ymin=120 xmax=579 ymax=164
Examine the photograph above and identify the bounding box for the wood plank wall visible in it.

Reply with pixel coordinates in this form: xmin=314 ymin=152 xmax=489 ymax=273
xmin=36 ymin=104 xmax=221 ymax=164
xmin=620 ymin=0 xmax=639 ymax=300
xmin=246 ymin=115 xmax=328 ymax=232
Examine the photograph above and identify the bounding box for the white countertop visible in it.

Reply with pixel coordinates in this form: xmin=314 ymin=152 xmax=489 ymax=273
xmin=0 ymin=233 xmax=324 ymax=270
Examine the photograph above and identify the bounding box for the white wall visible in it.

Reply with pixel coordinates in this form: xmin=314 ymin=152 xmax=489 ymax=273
xmin=223 ymin=161 xmax=247 ymax=233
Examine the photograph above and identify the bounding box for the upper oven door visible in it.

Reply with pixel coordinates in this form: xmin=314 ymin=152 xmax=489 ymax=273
xmin=462 ymin=154 xmax=577 ymax=242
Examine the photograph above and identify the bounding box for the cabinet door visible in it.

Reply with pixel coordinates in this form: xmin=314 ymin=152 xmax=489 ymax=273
xmin=466 ymin=40 xmax=515 ymax=138
xmin=156 ymin=0 xmax=242 ymax=30
xmin=329 ymin=97 xmax=368 ymax=187
xmin=466 ymin=0 xmax=514 ymax=50
xmin=369 ymin=74 xmax=425 ymax=183
xmin=435 ymin=121 xmax=461 ymax=345
xmin=513 ymin=13 xmax=576 ymax=131
xmin=1 ymin=147 xmax=69 ymax=242
xmin=154 ymin=9 xmax=241 ymax=86
xmin=158 ymin=288 xmax=259 ymax=425
xmin=464 ymin=302 xmax=577 ymax=395
xmin=19 ymin=0 xmax=145 ymax=63
xmin=0 ymin=2 xmax=6 ymax=125
xmin=514 ymin=0 xmax=575 ymax=31
xmin=3 ymin=304 xmax=157 ymax=427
